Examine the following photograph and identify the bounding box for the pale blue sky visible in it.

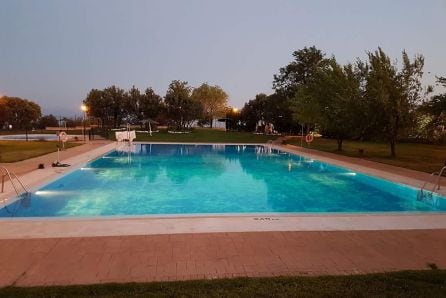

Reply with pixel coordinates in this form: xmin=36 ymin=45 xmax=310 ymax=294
xmin=1 ymin=0 xmax=445 ymax=116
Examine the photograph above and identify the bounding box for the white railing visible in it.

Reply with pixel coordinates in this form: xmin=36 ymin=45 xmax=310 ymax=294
xmin=419 ymin=165 xmax=446 ymax=199
xmin=1 ymin=166 xmax=29 ymax=197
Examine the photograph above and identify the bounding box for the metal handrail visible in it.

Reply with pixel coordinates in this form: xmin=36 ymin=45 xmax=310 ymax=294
xmin=0 ymin=166 xmax=29 ymax=197
xmin=420 ymin=165 xmax=446 ymax=197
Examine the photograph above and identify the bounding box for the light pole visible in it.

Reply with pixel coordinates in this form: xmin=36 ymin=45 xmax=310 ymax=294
xmin=81 ymin=104 xmax=88 ymax=141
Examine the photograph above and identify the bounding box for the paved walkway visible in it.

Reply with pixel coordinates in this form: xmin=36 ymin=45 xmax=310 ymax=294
xmin=1 ymin=229 xmax=446 ymax=287
xmin=0 ymin=140 xmax=111 ymax=177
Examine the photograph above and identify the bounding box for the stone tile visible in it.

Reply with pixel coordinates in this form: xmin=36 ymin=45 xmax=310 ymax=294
xmin=2 ymin=230 xmax=446 ymax=286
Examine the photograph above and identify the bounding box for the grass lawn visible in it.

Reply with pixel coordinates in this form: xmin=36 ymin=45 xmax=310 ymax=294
xmin=132 ymin=128 xmax=279 ymax=143
xmin=285 ymin=137 xmax=446 ymax=173
xmin=0 ymin=141 xmax=81 ymax=163
xmin=0 ymin=270 xmax=445 ymax=297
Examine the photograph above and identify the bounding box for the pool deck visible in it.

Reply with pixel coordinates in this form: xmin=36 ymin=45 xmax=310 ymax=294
xmin=1 ymin=141 xmax=446 ymax=287
xmin=1 ymin=230 xmax=446 ymax=287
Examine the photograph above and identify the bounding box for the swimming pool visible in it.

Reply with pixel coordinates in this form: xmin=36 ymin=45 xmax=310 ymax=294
xmin=1 ymin=144 xmax=445 ymax=217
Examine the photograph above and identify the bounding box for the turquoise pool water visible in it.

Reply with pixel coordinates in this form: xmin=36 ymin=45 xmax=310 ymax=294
xmin=1 ymin=144 xmax=445 ymax=217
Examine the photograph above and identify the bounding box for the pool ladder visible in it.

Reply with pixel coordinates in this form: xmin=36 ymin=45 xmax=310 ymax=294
xmin=418 ymin=165 xmax=446 ymax=199
xmin=0 ymin=166 xmax=30 ymax=198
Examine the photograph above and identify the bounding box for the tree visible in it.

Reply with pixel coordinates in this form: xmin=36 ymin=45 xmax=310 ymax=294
xmin=83 ymin=86 xmax=126 ymax=128
xmin=0 ymin=96 xmax=42 ymax=140
xmin=239 ymin=93 xmax=298 ymax=133
xmin=164 ymin=80 xmax=203 ymax=130
xmin=103 ymin=86 xmax=126 ymax=128
xmin=293 ymin=59 xmax=362 ymax=150
xmin=141 ymin=87 xmax=163 ymax=123
xmin=363 ymin=48 xmax=425 ymax=157
xmin=240 ymin=94 xmax=268 ymax=131
xmin=290 ymin=87 xmax=322 ymax=134
xmin=124 ymin=85 xmax=143 ymax=124
xmin=273 ymin=46 xmax=328 ymax=98
xmin=0 ymin=97 xmax=9 ymax=128
xmin=274 ymin=46 xmax=330 ymax=133
xmin=263 ymin=93 xmax=298 ymax=133
xmin=124 ymin=86 xmax=163 ymax=128
xmin=418 ymin=76 xmax=446 ymax=143
xmin=191 ymin=83 xmax=228 ymax=128
xmin=37 ymin=114 xmax=59 ymax=129
xmin=83 ymin=89 xmax=107 ymax=127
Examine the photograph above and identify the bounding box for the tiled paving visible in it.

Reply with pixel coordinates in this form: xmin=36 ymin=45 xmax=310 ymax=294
xmin=1 ymin=229 xmax=446 ymax=287
xmin=0 ymin=140 xmax=110 ymax=177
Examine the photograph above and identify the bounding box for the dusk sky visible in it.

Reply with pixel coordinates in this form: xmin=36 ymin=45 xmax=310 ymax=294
xmin=1 ymin=0 xmax=445 ymax=116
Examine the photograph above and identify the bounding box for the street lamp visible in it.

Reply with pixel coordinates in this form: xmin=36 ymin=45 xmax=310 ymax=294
xmin=81 ymin=104 xmax=88 ymax=141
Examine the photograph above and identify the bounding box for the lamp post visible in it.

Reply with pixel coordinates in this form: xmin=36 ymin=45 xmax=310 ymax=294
xmin=81 ymin=104 xmax=88 ymax=141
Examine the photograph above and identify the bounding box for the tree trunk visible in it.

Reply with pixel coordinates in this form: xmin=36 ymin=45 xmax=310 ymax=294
xmin=209 ymin=118 xmax=213 ymax=128
xmin=25 ymin=128 xmax=28 ymax=142
xmin=336 ymin=138 xmax=343 ymax=151
xmin=390 ymin=139 xmax=396 ymax=158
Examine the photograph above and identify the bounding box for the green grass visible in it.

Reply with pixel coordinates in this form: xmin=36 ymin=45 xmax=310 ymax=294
xmin=1 ymin=270 xmax=446 ymax=297
xmin=132 ymin=128 xmax=279 ymax=143
xmin=0 ymin=141 xmax=80 ymax=163
xmin=286 ymin=137 xmax=446 ymax=173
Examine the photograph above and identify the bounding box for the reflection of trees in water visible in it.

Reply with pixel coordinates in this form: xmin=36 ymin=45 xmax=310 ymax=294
xmin=160 ymin=146 xmax=227 ymax=184
xmin=236 ymin=150 xmax=338 ymax=211
xmin=92 ymin=144 xmax=229 ymax=185
xmin=237 ymin=150 xmax=413 ymax=212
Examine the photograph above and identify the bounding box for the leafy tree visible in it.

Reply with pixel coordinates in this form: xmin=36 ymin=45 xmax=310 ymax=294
xmin=274 ymin=46 xmax=330 ymax=133
xmin=418 ymin=76 xmax=446 ymax=142
xmin=37 ymin=114 xmax=59 ymax=129
xmin=0 ymin=96 xmax=41 ymax=139
xmin=164 ymin=80 xmax=203 ymax=130
xmin=363 ymin=48 xmax=425 ymax=157
xmin=83 ymin=89 xmax=107 ymax=127
xmin=191 ymin=83 xmax=228 ymax=127
xmin=273 ymin=46 xmax=328 ymax=97
xmin=103 ymin=85 xmax=126 ymax=128
xmin=142 ymin=87 xmax=163 ymax=121
xmin=124 ymin=86 xmax=162 ymax=127
xmin=290 ymin=87 xmax=322 ymax=134
xmin=0 ymin=97 xmax=9 ymax=128
xmin=83 ymin=85 xmax=126 ymax=128
xmin=124 ymin=86 xmax=143 ymax=124
xmin=63 ymin=117 xmax=83 ymax=128
xmin=293 ymin=59 xmax=362 ymax=150
xmin=240 ymin=93 xmax=298 ymax=133
xmin=263 ymin=93 xmax=298 ymax=133
xmin=240 ymin=94 xmax=268 ymax=131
